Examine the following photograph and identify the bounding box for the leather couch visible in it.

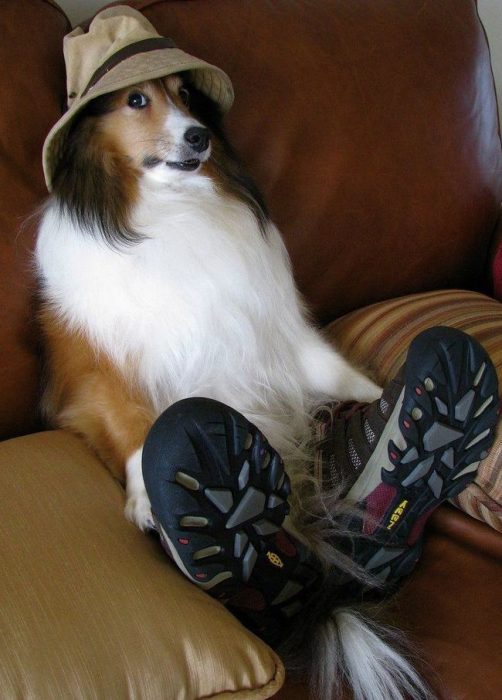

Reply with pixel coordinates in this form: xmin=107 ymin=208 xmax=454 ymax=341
xmin=1 ymin=1 xmax=501 ymax=698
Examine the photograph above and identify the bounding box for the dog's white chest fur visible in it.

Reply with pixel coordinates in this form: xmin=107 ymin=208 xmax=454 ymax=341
xmin=39 ymin=188 xmax=308 ymax=432
xmin=37 ymin=183 xmax=380 ymax=455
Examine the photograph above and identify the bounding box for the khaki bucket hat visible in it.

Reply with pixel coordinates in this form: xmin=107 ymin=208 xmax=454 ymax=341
xmin=42 ymin=5 xmax=234 ymax=191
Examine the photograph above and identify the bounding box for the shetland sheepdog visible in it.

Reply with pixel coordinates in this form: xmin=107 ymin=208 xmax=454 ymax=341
xmin=36 ymin=74 xmax=427 ymax=700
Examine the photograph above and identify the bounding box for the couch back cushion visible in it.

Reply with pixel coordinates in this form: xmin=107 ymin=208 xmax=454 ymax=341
xmin=0 ymin=0 xmax=70 ymax=439
xmin=134 ymin=0 xmax=502 ymax=322
xmin=1 ymin=0 xmax=501 ymax=438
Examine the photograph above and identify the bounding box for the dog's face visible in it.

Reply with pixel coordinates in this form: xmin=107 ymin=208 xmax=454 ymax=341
xmin=54 ymin=73 xmax=268 ymax=244
xmin=97 ymin=75 xmax=212 ymax=185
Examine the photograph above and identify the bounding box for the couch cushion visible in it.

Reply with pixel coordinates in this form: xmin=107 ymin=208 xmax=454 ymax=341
xmin=325 ymin=289 xmax=502 ymax=531
xmin=0 ymin=431 xmax=284 ymax=699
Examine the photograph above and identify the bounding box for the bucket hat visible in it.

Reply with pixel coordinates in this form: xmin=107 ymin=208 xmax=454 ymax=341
xmin=42 ymin=5 xmax=234 ymax=191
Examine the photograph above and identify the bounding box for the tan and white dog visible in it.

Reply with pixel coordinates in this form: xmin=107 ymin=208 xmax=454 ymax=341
xmin=36 ymin=75 xmax=381 ymax=531
xmin=36 ymin=11 xmax=429 ymax=698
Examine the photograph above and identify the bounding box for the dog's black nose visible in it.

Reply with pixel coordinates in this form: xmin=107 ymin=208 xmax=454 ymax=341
xmin=184 ymin=126 xmax=210 ymax=153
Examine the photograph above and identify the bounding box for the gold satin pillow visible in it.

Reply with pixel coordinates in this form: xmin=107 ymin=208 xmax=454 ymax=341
xmin=0 ymin=430 xmax=284 ymax=699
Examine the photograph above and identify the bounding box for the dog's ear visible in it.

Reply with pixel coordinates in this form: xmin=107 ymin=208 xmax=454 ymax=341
xmin=179 ymin=75 xmax=270 ymax=236
xmin=52 ymin=94 xmax=141 ymax=247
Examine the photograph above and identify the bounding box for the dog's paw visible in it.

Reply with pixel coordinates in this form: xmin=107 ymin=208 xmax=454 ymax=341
xmin=124 ymin=491 xmax=156 ymax=532
xmin=358 ymin=380 xmax=383 ymax=403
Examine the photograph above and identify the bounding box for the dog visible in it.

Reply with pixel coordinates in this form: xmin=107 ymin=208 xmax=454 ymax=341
xmin=35 ymin=74 xmax=427 ymax=700
xmin=36 ymin=74 xmax=381 ymax=530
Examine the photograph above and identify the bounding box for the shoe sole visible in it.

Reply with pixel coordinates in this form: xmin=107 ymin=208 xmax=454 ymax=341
xmin=346 ymin=326 xmax=498 ymax=583
xmin=142 ymin=397 xmax=321 ymax=628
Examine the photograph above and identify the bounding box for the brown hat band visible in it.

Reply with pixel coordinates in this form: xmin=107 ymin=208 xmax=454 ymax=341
xmin=80 ymin=37 xmax=177 ymax=98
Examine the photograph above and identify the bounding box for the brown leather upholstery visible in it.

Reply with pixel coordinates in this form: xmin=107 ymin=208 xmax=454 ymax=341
xmin=393 ymin=507 xmax=502 ymax=700
xmin=1 ymin=1 xmax=501 ymax=699
xmin=273 ymin=508 xmax=502 ymax=700
xmin=0 ymin=0 xmax=70 ymax=439
xmin=136 ymin=0 xmax=502 ymax=321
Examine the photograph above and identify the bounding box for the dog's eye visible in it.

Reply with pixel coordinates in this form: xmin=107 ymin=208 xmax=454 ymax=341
xmin=179 ymin=87 xmax=190 ymax=107
xmin=127 ymin=92 xmax=150 ymax=109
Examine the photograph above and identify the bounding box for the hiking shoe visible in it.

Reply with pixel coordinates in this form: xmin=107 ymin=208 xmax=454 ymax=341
xmin=316 ymin=326 xmax=499 ymax=587
xmin=142 ymin=397 xmax=322 ymax=645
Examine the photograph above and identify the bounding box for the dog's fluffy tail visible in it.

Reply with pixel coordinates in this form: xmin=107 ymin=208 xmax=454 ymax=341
xmin=280 ymin=484 xmax=433 ymax=700
xmin=282 ymin=591 xmax=433 ymax=700
xmin=314 ymin=608 xmax=432 ymax=700
xmin=281 ymin=419 xmax=434 ymax=699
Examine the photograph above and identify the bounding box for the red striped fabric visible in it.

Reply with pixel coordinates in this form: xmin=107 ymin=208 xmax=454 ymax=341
xmin=325 ymin=289 xmax=502 ymax=532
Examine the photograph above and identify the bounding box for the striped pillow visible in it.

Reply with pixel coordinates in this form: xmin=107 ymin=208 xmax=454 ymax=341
xmin=325 ymin=289 xmax=502 ymax=532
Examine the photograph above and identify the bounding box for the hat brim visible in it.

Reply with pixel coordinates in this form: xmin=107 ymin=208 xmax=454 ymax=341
xmin=42 ymin=47 xmax=234 ymax=191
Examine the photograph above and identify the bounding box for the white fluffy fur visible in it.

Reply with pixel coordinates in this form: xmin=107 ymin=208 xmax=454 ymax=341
xmin=36 ymin=103 xmax=431 ymax=700
xmin=314 ymin=610 xmax=432 ymax=700
xmin=125 ymin=447 xmax=155 ymax=529
xmin=37 ymin=174 xmax=381 ymax=520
